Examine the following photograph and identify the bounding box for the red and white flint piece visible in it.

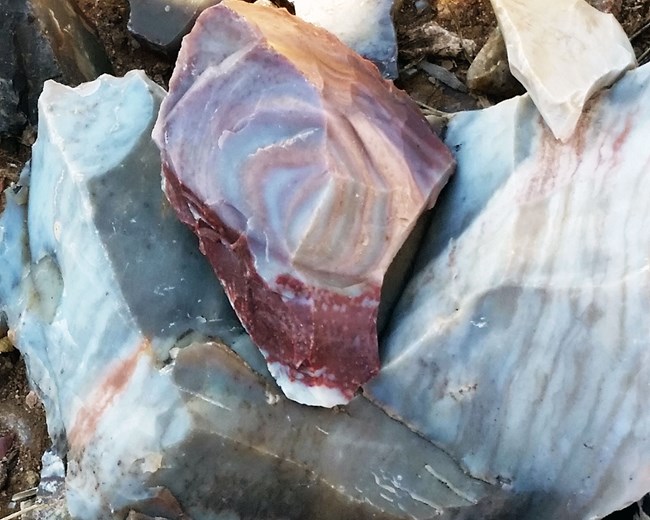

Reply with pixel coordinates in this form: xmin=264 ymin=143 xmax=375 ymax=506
xmin=153 ymin=0 xmax=454 ymax=407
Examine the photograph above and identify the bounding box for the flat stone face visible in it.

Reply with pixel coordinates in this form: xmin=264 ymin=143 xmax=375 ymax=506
xmin=292 ymin=0 xmax=398 ymax=78
xmin=365 ymin=62 xmax=650 ymax=520
xmin=158 ymin=342 xmax=518 ymax=520
xmin=127 ymin=0 xmax=221 ymax=52
xmin=0 ymin=0 xmax=112 ymax=138
xmin=153 ymin=0 xmax=454 ymax=406
xmin=490 ymin=0 xmax=635 ymax=141
xmin=0 ymin=72 xmax=513 ymax=520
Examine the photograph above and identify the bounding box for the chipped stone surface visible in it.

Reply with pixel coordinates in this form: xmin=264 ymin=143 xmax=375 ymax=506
xmin=490 ymin=0 xmax=636 ymax=141
xmin=127 ymin=0 xmax=221 ymax=52
xmin=153 ymin=0 xmax=455 ymax=407
xmin=0 ymin=0 xmax=112 ymax=138
xmin=0 ymin=70 xmax=245 ymax=517
xmin=366 ymin=62 xmax=650 ymax=520
xmin=293 ymin=0 xmax=399 ymax=78
xmin=0 ymin=72 xmax=516 ymax=519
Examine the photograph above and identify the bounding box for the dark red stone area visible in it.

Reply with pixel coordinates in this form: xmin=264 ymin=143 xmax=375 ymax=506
xmin=163 ymin=164 xmax=380 ymax=401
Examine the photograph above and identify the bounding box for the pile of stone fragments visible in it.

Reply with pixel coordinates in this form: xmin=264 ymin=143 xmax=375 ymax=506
xmin=1 ymin=0 xmax=650 ymax=519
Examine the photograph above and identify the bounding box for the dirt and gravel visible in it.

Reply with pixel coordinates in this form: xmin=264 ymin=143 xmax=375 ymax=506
xmin=0 ymin=351 xmax=49 ymax=517
xmin=1 ymin=0 xmax=650 ymax=518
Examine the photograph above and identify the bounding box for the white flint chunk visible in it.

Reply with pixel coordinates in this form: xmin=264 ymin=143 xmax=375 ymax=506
xmin=293 ymin=0 xmax=399 ymax=78
xmin=490 ymin=0 xmax=636 ymax=141
xmin=365 ymin=62 xmax=650 ymax=520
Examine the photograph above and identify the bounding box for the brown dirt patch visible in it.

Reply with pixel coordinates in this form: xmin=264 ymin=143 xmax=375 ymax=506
xmin=620 ymin=0 xmax=650 ymax=63
xmin=0 ymin=350 xmax=49 ymax=518
xmin=73 ymin=0 xmax=174 ymax=88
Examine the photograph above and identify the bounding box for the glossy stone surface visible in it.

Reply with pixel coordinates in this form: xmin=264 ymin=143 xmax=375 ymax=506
xmin=128 ymin=0 xmax=221 ymax=52
xmin=292 ymin=0 xmax=398 ymax=78
xmin=0 ymin=71 xmax=514 ymax=519
xmin=153 ymin=0 xmax=454 ymax=407
xmin=366 ymin=62 xmax=650 ymax=520
xmin=490 ymin=0 xmax=635 ymax=141
xmin=0 ymin=0 xmax=112 ymax=138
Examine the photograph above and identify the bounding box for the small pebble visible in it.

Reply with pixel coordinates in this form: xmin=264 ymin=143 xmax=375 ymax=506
xmin=0 ymin=336 xmax=15 ymax=353
xmin=20 ymin=498 xmax=37 ymax=510
xmin=24 ymin=471 xmax=40 ymax=488
xmin=415 ymin=0 xmax=429 ymax=12
xmin=440 ymin=60 xmax=454 ymax=70
xmin=25 ymin=391 xmax=39 ymax=409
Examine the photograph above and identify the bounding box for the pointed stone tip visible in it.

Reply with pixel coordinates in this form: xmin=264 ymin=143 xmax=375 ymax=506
xmin=266 ymin=360 xmax=351 ymax=407
xmin=491 ymin=0 xmax=636 ymax=141
xmin=36 ymin=71 xmax=166 ymax=179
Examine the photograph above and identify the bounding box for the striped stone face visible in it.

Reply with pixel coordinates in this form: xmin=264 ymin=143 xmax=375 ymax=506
xmin=153 ymin=0 xmax=455 ymax=406
xmin=365 ymin=62 xmax=650 ymax=520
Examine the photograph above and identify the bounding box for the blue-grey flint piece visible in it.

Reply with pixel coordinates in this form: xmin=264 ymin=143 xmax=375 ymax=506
xmin=127 ymin=0 xmax=221 ymax=52
xmin=0 ymin=69 xmax=252 ymax=517
xmin=0 ymin=71 xmax=517 ymax=519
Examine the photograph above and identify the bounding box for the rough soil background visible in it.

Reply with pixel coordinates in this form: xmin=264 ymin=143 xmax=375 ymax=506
xmin=1 ymin=0 xmax=650 ymax=517
xmin=0 ymin=352 xmax=48 ymax=517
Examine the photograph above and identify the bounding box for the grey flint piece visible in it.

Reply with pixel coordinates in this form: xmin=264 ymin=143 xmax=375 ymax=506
xmin=0 ymin=0 xmax=112 ymax=138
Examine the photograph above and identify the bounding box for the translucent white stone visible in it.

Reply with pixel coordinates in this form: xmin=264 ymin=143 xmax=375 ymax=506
xmin=293 ymin=0 xmax=398 ymax=78
xmin=491 ymin=0 xmax=636 ymax=141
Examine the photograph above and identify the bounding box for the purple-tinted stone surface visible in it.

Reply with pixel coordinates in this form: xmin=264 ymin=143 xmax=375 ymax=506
xmin=153 ymin=0 xmax=455 ymax=407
